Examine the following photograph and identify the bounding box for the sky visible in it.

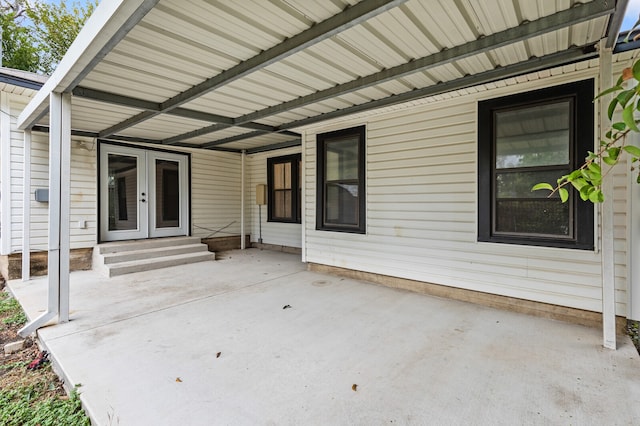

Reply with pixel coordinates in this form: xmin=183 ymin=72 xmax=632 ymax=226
xmin=622 ymin=0 xmax=640 ymax=31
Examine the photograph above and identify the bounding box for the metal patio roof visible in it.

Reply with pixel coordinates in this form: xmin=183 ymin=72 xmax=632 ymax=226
xmin=17 ymin=0 xmax=629 ymax=153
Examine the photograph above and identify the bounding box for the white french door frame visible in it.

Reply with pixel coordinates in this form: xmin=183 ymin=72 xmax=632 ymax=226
xmin=99 ymin=143 xmax=189 ymax=242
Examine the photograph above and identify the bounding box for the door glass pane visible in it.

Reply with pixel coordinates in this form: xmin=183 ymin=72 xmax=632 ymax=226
xmin=155 ymin=159 xmax=180 ymax=228
xmin=495 ymin=101 xmax=570 ymax=169
xmin=108 ymin=154 xmax=138 ymax=231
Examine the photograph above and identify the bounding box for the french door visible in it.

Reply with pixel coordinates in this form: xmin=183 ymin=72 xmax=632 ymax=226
xmin=99 ymin=144 xmax=189 ymax=242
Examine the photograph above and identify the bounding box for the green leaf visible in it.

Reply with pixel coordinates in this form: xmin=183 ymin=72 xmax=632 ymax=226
xmin=633 ymin=60 xmax=640 ymax=82
xmin=637 ymin=173 xmax=640 ymax=184
xmin=608 ymin=98 xmax=619 ymax=120
xmin=580 ymin=169 xmax=591 ymax=181
xmin=612 ymin=122 xmax=626 ymax=131
xmin=589 ymin=189 xmax=604 ymax=203
xmin=579 ymin=185 xmax=591 ymax=201
xmin=587 ymin=162 xmax=601 ymax=174
xmin=531 ymin=182 xmax=554 ymax=191
xmin=570 ymin=177 xmax=588 ymax=190
xmin=596 ymin=85 xmax=624 ymax=99
xmin=623 ymin=145 xmax=640 ymax=157
xmin=603 ymin=156 xmax=617 ymax=165
xmin=608 ymin=147 xmax=621 ymax=160
xmin=623 ymin=103 xmax=640 ymax=132
xmin=567 ymin=170 xmax=582 ymax=180
xmin=558 ymin=187 xmax=569 ymax=203
xmin=617 ymin=89 xmax=635 ymax=107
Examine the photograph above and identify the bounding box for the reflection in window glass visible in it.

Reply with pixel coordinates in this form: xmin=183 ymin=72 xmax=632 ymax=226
xmin=495 ymin=101 xmax=570 ymax=169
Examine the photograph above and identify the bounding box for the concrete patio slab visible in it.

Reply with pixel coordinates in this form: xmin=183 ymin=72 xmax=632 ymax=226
xmin=7 ymin=249 xmax=640 ymax=425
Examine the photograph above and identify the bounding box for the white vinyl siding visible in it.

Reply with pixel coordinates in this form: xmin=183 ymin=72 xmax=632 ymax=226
xmin=190 ymin=149 xmax=243 ymax=239
xmin=303 ymin=65 xmax=629 ymax=316
xmin=7 ymin=93 xmax=98 ymax=252
xmin=247 ymin=147 xmax=302 ymax=248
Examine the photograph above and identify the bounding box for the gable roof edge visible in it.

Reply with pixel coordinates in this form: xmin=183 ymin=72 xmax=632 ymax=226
xmin=16 ymin=0 xmax=158 ymax=130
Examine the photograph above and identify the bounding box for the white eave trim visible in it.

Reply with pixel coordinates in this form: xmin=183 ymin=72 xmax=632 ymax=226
xmin=16 ymin=0 xmax=157 ymax=130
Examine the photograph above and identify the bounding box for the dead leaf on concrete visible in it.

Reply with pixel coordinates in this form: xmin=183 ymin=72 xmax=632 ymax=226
xmin=216 ymin=352 xmax=221 ymax=358
xmin=283 ymin=305 xmax=292 ymax=309
xmin=175 ymin=377 xmax=182 ymax=383
xmin=352 ymin=384 xmax=358 ymax=391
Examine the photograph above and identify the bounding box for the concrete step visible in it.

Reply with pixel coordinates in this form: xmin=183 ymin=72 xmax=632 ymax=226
xmin=96 ymin=236 xmax=201 ymax=255
xmin=106 ymin=251 xmax=215 ymax=277
xmin=101 ymin=243 xmax=208 ymax=264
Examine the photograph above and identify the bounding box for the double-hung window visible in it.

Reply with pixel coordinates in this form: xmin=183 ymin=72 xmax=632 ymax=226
xmin=478 ymin=80 xmax=594 ymax=249
xmin=267 ymin=154 xmax=301 ymax=223
xmin=316 ymin=126 xmax=365 ymax=233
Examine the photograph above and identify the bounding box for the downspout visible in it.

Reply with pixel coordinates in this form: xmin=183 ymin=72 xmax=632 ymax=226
xmin=300 ymin=133 xmax=306 ymax=263
xmin=241 ymin=149 xmax=246 ymax=250
xmin=19 ymin=92 xmax=72 ymax=336
xmin=22 ymin=131 xmax=31 ymax=281
xmin=598 ymin=39 xmax=616 ymax=350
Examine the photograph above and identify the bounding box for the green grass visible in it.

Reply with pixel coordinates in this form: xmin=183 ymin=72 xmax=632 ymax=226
xmin=0 ymin=290 xmax=91 ymax=425
xmin=0 ymin=386 xmax=90 ymax=426
xmin=0 ymin=295 xmax=26 ymax=328
xmin=0 ymin=294 xmax=21 ymax=314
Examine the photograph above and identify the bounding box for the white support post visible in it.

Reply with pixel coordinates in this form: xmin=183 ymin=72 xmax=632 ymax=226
xmin=1 ymin=91 xmax=12 ymax=255
xmin=22 ymin=131 xmax=31 ymax=281
xmin=18 ymin=92 xmax=71 ymax=336
xmin=58 ymin=93 xmax=71 ymax=323
xmin=241 ymin=150 xmax=246 ymax=250
xmin=598 ymin=39 xmax=616 ymax=350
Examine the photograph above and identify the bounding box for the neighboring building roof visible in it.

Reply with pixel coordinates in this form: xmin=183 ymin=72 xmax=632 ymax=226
xmin=0 ymin=67 xmax=47 ymax=92
xmin=15 ymin=0 xmax=632 ymax=153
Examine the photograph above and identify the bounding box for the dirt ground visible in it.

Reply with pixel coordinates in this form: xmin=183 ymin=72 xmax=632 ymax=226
xmin=0 ymin=283 xmax=68 ymax=404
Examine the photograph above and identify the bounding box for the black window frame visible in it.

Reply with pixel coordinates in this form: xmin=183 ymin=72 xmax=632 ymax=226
xmin=316 ymin=125 xmax=366 ymax=234
xmin=267 ymin=153 xmax=301 ymax=223
xmin=478 ymin=79 xmax=594 ymax=250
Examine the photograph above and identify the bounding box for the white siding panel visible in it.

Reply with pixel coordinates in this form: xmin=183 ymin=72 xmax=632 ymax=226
xmin=190 ymin=150 xmax=243 ymax=239
xmin=9 ymin=93 xmax=98 ymax=252
xmin=69 ymin=139 xmax=97 ymax=249
xmin=246 ymin=147 xmax=302 ymax=248
xmin=302 ymin=67 xmax=628 ymax=315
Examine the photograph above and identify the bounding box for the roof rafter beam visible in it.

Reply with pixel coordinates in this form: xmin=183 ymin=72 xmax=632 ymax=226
xmin=246 ymin=139 xmax=301 ymax=154
xmin=232 ymin=0 xmax=614 ymax=127
xmin=98 ymin=0 xmax=409 ymax=137
xmin=202 ymin=130 xmax=267 ymax=149
xmin=277 ymin=46 xmax=598 ymax=130
xmin=162 ymin=124 xmax=299 ymax=145
xmin=72 ymin=86 xmax=298 ymax=139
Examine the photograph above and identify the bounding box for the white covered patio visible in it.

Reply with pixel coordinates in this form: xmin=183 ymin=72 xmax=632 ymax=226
xmin=7 ymin=249 xmax=640 ymax=425
xmin=11 ymin=0 xmax=638 ymax=350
